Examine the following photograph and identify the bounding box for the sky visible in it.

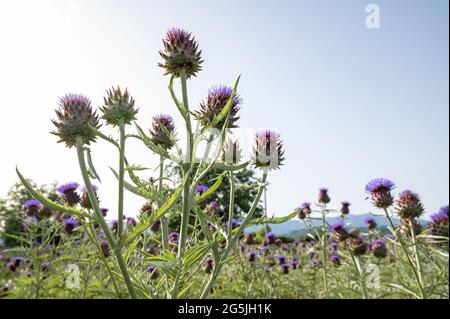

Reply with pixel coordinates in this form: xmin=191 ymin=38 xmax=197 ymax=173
xmin=0 ymin=0 xmax=448 ymax=221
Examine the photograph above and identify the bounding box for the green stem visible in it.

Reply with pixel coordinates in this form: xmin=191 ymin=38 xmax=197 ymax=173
xmin=159 ymin=157 xmax=169 ymax=251
xmin=321 ymin=204 xmax=329 ymax=298
xmin=227 ymin=171 xmax=235 ymax=239
xmin=382 ymin=208 xmax=426 ymax=299
xmin=200 ymin=173 xmax=268 ymax=299
xmin=349 ymin=251 xmax=368 ymax=299
xmin=409 ymin=218 xmax=425 ymax=289
xmin=117 ymin=122 xmax=126 ymax=239
xmin=172 ymin=72 xmax=193 ymax=298
xmin=75 ymin=137 xmax=137 ymax=299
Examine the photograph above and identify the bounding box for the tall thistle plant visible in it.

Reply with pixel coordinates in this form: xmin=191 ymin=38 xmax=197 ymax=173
xmin=16 ymin=28 xmax=293 ymax=299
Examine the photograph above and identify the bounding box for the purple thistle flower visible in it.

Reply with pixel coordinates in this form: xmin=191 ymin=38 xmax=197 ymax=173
xmin=203 ymin=257 xmax=214 ymax=273
xmin=276 ymin=255 xmax=287 ymax=265
xmin=63 ymin=218 xmax=79 ymax=234
xmin=150 ymin=219 xmax=161 ymax=232
xmin=340 ymin=201 xmax=351 ymax=215
xmin=329 ymin=221 xmax=349 ymax=242
xmin=280 ymin=263 xmax=290 ymax=274
xmin=297 ymin=202 xmax=311 ymax=219
xmin=146 ymin=266 xmax=159 ymax=279
xmin=265 ymin=232 xmax=276 ymax=244
xmin=291 ymin=260 xmax=299 ymax=270
xmin=126 ymin=217 xmax=137 ymax=228
xmin=318 ymin=187 xmax=331 ymax=204
xmin=100 ymin=239 xmax=110 ymax=257
xmin=80 ymin=185 xmax=98 ymax=209
xmin=25 ymin=216 xmax=39 ymax=224
xmin=439 ymin=205 xmax=449 ymax=216
xmin=196 ymin=85 xmax=241 ymax=129
xmin=51 ymin=93 xmax=101 ymax=148
xmin=101 ymin=208 xmax=108 ymax=217
xmin=169 ymin=232 xmax=180 ymax=243
xmin=159 ymin=28 xmax=203 ymax=78
xmin=149 ymin=114 xmax=177 ymax=149
xmin=195 ymin=185 xmax=209 ymax=194
xmin=395 ymin=190 xmax=424 ymax=219
xmin=431 ymin=212 xmax=449 ymax=224
xmin=330 ymin=255 xmax=341 ymax=266
xmin=205 ymin=201 xmax=221 ymax=215
xmin=57 ymin=182 xmax=81 ymax=206
xmin=310 ymin=259 xmax=322 ymax=268
xmin=364 ymin=216 xmax=378 ymax=230
xmin=24 ymin=199 xmax=41 ymax=216
xmin=369 ymin=239 xmax=387 ymax=258
xmin=224 ymin=218 xmax=240 ymax=231
xmin=365 ymin=178 xmax=395 ymax=209
xmin=251 ymin=130 xmax=285 ymax=171
xmin=248 ymin=251 xmax=257 ymax=262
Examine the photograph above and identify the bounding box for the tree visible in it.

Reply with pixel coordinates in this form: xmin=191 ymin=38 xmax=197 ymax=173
xmin=0 ymin=180 xmax=58 ymax=247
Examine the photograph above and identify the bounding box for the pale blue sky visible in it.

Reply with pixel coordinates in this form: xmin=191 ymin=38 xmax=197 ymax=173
xmin=0 ymin=0 xmax=448 ymax=219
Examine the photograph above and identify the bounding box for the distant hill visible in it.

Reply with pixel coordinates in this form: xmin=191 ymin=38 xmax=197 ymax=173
xmin=246 ymin=213 xmax=429 ymax=238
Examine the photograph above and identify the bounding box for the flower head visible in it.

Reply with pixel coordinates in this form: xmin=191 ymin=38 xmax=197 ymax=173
xmin=57 ymin=182 xmax=80 ymax=206
xmin=150 ymin=219 xmax=161 ymax=233
xmin=265 ymin=232 xmax=276 ymax=244
xmin=24 ymin=199 xmax=41 ymax=216
xmin=51 ymin=93 xmax=100 ymax=148
xmin=148 ymin=114 xmax=177 ymax=150
xmin=159 ymin=28 xmax=203 ymax=78
xmin=100 ymin=86 xmax=138 ymax=126
xmin=196 ymin=86 xmax=241 ymax=129
xmin=365 ymin=178 xmax=395 ymax=209
xmin=364 ymin=216 xmax=377 ymax=229
xmin=345 ymin=236 xmax=368 ymax=256
xmin=63 ymin=218 xmax=79 ymax=234
xmin=330 ymin=255 xmax=341 ymax=266
xmin=318 ymin=188 xmax=331 ymax=204
xmin=276 ymin=255 xmax=287 ymax=265
xmin=340 ymin=201 xmax=351 ymax=215
xmin=280 ymin=263 xmax=290 ymax=274
xmin=395 ymin=190 xmax=424 ymax=219
xmin=430 ymin=211 xmax=449 ymax=237
xmin=251 ymin=130 xmax=285 ymax=171
xmin=80 ymin=185 xmax=98 ymax=210
xmin=439 ymin=205 xmax=449 ymax=216
xmin=369 ymin=239 xmax=387 ymax=258
xmin=296 ymin=202 xmax=311 ymax=219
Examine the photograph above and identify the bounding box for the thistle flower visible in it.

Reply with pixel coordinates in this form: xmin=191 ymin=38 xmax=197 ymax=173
xmin=140 ymin=202 xmax=153 ymax=217
xmin=291 ymin=260 xmax=299 ymax=270
xmin=276 ymin=255 xmax=287 ymax=265
xmin=195 ymin=185 xmax=209 ymax=194
xmin=126 ymin=217 xmax=137 ymax=228
xmin=318 ymin=188 xmax=331 ymax=204
xmin=364 ymin=216 xmax=377 ymax=230
xmin=100 ymin=86 xmax=138 ymax=126
xmin=297 ymin=202 xmax=312 ymax=219
xmin=439 ymin=205 xmax=449 ymax=216
xmin=158 ymin=28 xmax=203 ymax=78
xmin=244 ymin=232 xmax=255 ymax=245
xmin=80 ymin=185 xmax=98 ymax=210
xmin=169 ymin=232 xmax=179 ymax=243
xmin=365 ymin=178 xmax=395 ymax=209
xmin=41 ymin=261 xmax=49 ymax=272
xmin=149 ymin=114 xmax=176 ymax=149
xmin=51 ymin=93 xmax=100 ymax=148
xmin=329 ymin=221 xmax=348 ymax=242
xmin=203 ymin=257 xmax=214 ymax=273
xmin=330 ymin=255 xmax=341 ymax=266
xmin=340 ymin=201 xmax=351 ymax=215
xmin=196 ymin=86 xmax=241 ymax=129
xmin=222 ymin=138 xmax=243 ymax=164
xmin=24 ymin=199 xmax=41 ymax=216
xmin=150 ymin=219 xmax=161 ymax=232
xmin=395 ymin=190 xmax=424 ymax=219
xmin=310 ymin=259 xmax=322 ymax=268
xmin=146 ymin=266 xmax=159 ymax=279
xmin=57 ymin=182 xmax=80 ymax=206
xmin=248 ymin=251 xmax=257 ymax=263
xmin=63 ymin=218 xmax=79 ymax=234
xmin=100 ymin=239 xmax=110 ymax=257
xmin=251 ymin=130 xmax=285 ymax=171
xmin=280 ymin=263 xmax=290 ymax=274
xmin=101 ymin=208 xmax=108 ymax=217
xmin=265 ymin=232 xmax=276 ymax=244
xmin=225 ymin=219 xmax=240 ymax=231
xmin=205 ymin=201 xmax=221 ymax=216
xmin=430 ymin=211 xmax=449 ymax=237
xmin=345 ymin=236 xmax=368 ymax=256
xmin=369 ymin=239 xmax=387 ymax=258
